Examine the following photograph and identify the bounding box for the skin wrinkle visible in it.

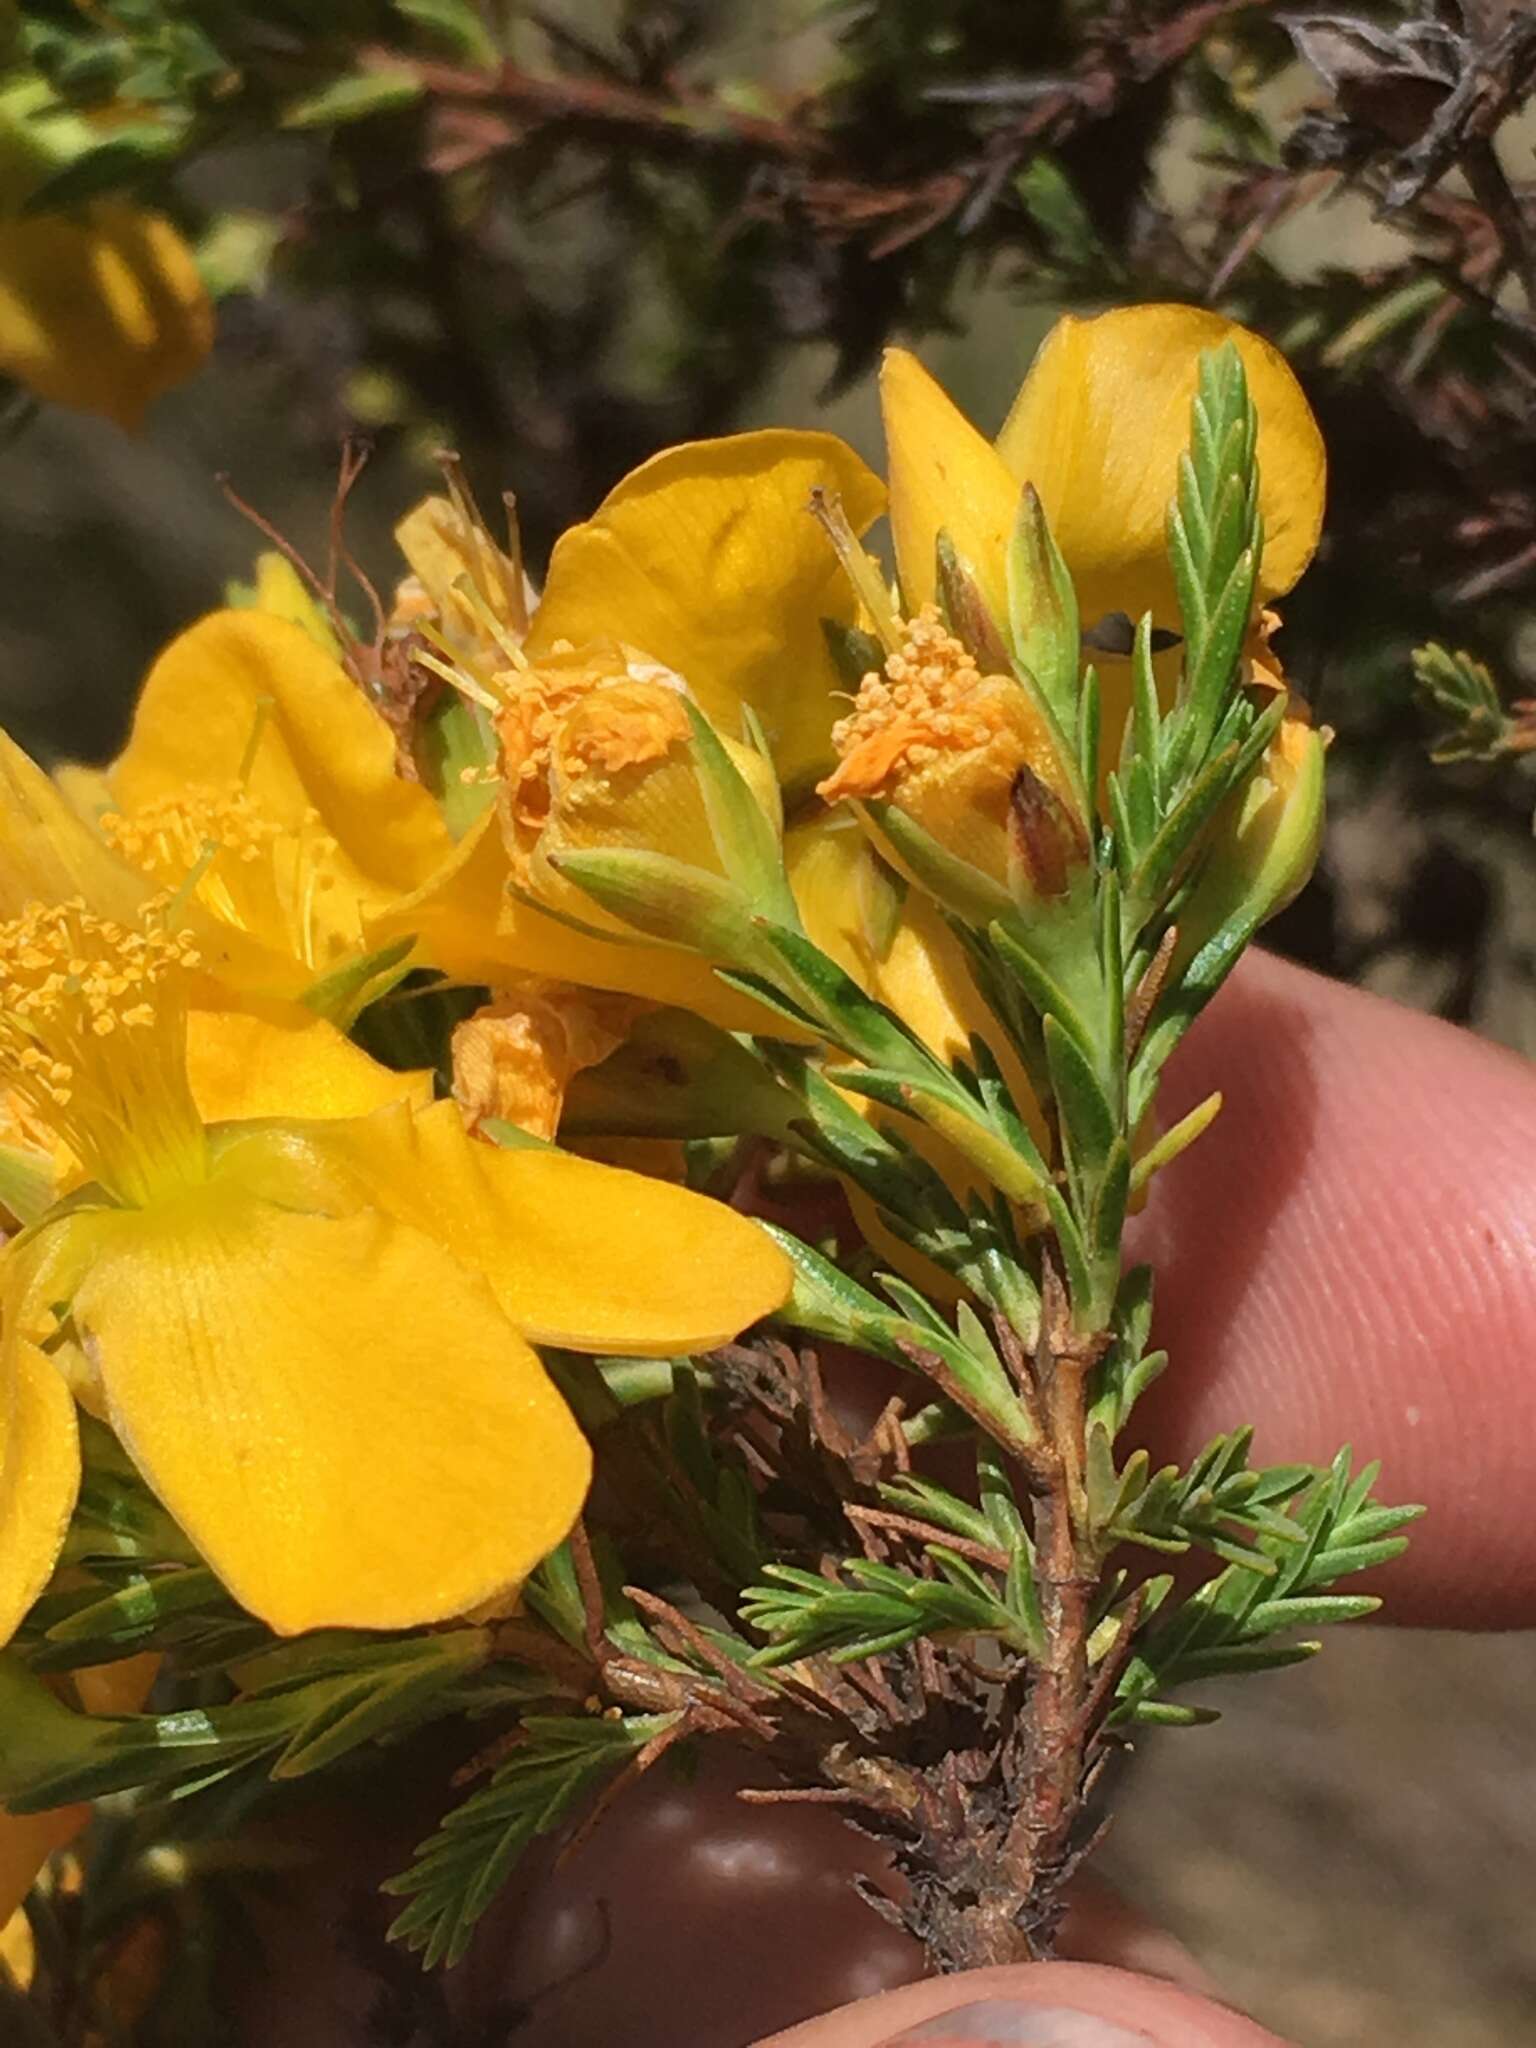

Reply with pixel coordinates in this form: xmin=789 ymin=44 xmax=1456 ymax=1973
xmin=1134 ymin=949 xmax=1536 ymax=1624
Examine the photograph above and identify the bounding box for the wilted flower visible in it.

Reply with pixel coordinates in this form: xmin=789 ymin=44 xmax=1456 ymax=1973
xmin=451 ymin=978 xmax=644 ymax=1141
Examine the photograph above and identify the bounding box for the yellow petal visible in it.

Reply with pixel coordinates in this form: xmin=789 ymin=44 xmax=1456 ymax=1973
xmin=0 ymin=202 xmax=211 ymax=429
xmin=0 ymin=1338 xmax=81 ymax=1648
xmin=788 ymin=815 xmax=1046 ymax=1301
xmin=996 ymin=304 xmax=1326 ymax=631
xmin=788 ymin=814 xmax=1043 ymax=1128
xmin=527 ymin=431 xmax=885 ymax=796
xmin=0 ymin=727 xmax=152 ymax=924
xmin=880 ymin=348 xmax=1021 ymax=627
xmin=273 ymin=1098 xmax=792 ymax=1357
xmin=70 ymin=1185 xmax=591 ymax=1636
xmin=394 ymin=492 xmax=527 ymax=650
xmin=0 ymin=1805 xmax=86 ymax=1930
xmin=185 ymin=1004 xmax=432 ymax=1125
xmin=379 ymin=806 xmax=784 ymax=1031
xmin=110 ymin=610 xmax=454 ymax=902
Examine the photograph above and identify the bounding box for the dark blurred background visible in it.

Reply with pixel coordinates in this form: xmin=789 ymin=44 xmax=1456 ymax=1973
xmin=4 ymin=3 xmax=1536 ymax=2040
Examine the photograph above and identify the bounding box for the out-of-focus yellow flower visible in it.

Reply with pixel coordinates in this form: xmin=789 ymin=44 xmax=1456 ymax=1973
xmin=0 ymin=900 xmax=790 ymax=1641
xmin=883 ymin=303 xmax=1325 ymax=646
xmin=0 ymin=200 xmax=211 ymax=429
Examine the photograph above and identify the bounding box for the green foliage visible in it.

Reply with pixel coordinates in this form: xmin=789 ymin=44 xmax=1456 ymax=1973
xmin=383 ymin=1710 xmax=676 ymax=1968
xmin=741 ymin=1551 xmax=1038 ymax=1667
xmin=0 ymin=1626 xmax=497 ymax=1810
xmin=1088 ymin=1427 xmax=1319 ymax=1570
xmin=1113 ymin=1453 xmax=1423 ymax=1726
xmin=1412 ymin=641 xmax=1527 ymax=763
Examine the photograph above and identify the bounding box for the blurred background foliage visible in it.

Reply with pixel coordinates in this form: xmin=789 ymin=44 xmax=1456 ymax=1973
xmin=2 ymin=3 xmax=1535 ymax=2042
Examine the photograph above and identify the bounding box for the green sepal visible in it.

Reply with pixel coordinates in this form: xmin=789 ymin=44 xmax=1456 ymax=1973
xmin=301 ymin=934 xmax=418 ymax=1029
xmin=1007 ymin=483 xmax=1083 ymax=758
xmin=417 ymin=694 xmax=496 ymax=838
xmin=680 ymin=697 xmax=798 ymax=923
xmin=863 ymin=799 xmax=1013 ymax=927
xmin=549 ymin=847 xmax=756 ymax=964
xmin=564 ymin=1010 xmax=802 ymax=1143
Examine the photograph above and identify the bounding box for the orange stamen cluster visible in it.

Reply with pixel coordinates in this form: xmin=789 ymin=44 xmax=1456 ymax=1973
xmin=496 ymin=658 xmax=600 ymax=836
xmin=821 ymin=606 xmax=995 ymax=801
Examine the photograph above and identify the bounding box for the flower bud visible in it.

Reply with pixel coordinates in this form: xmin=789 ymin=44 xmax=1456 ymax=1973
xmin=816 ymin=606 xmax=1086 ymax=914
xmin=880 ymin=346 xmax=1019 ymax=628
xmin=1174 ymin=714 xmax=1325 ymax=968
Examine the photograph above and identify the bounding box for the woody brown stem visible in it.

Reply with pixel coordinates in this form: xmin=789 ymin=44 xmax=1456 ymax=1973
xmin=904 ymin=1256 xmax=1108 ymax=1972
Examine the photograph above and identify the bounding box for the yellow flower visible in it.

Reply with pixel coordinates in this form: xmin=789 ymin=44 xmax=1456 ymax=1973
xmin=0 ymin=670 xmax=435 ymax=1217
xmin=386 ymin=430 xmax=882 ymax=1022
xmin=84 ymin=607 xmax=458 ymax=999
xmin=883 ymin=303 xmax=1325 ymax=645
xmin=0 ymin=201 xmax=211 ymax=430
xmin=0 ymin=899 xmax=790 ymax=1642
xmin=817 ymin=304 xmax=1325 ymax=914
xmin=526 ymin=431 xmax=885 ymax=798
xmin=817 ymin=604 xmax=1086 ymax=911
xmin=503 ymin=657 xmax=780 ymax=931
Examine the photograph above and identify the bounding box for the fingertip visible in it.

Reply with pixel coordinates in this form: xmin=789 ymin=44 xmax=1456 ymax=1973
xmin=755 ymin=1962 xmax=1288 ymax=2046
xmin=1135 ymin=951 xmax=1536 ymax=1623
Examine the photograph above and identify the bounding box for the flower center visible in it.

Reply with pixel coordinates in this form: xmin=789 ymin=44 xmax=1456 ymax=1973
xmin=821 ymin=606 xmax=996 ymax=800
xmin=496 ymin=662 xmax=607 ymax=841
xmin=0 ymin=899 xmax=206 ymax=1206
xmin=101 ymin=785 xmax=358 ymax=974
